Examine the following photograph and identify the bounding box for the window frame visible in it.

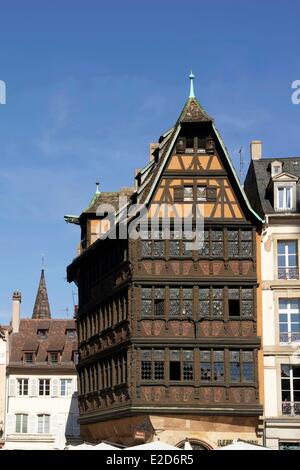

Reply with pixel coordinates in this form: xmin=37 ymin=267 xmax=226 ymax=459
xmin=17 ymin=378 xmax=29 ymax=396
xmin=15 ymin=414 xmax=28 ymax=434
xmin=279 ymin=299 xmax=300 ymax=344
xmin=37 ymin=414 xmax=50 ymax=434
xmin=39 ymin=378 xmax=50 ymax=396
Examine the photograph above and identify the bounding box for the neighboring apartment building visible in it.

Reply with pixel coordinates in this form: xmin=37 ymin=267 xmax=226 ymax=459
xmin=244 ymin=143 xmax=300 ymax=450
xmin=5 ymin=270 xmax=80 ymax=450
xmin=66 ymin=77 xmax=264 ymax=449
xmin=0 ymin=324 xmax=9 ymax=448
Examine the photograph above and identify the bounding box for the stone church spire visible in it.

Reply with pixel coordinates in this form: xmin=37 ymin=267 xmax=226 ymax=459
xmin=32 ymin=269 xmax=51 ymax=319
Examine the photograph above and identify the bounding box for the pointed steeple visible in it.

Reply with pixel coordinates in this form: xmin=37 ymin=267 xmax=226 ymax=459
xmin=177 ymin=72 xmax=213 ymax=124
xmin=32 ymin=269 xmax=51 ymax=319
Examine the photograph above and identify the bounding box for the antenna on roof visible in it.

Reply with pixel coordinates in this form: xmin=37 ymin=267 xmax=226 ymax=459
xmin=41 ymin=254 xmax=45 ymax=269
xmin=239 ymin=146 xmax=244 ymax=182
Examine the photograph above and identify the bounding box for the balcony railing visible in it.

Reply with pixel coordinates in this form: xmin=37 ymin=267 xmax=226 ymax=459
xmin=278 ymin=267 xmax=299 ymax=280
xmin=280 ymin=332 xmax=300 ymax=344
xmin=282 ymin=401 xmax=300 ymax=416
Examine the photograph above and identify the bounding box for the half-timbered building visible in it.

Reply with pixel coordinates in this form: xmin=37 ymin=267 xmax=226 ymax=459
xmin=66 ymin=75 xmax=264 ymax=448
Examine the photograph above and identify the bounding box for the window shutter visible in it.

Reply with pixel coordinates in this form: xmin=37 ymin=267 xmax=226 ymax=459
xmin=29 ymin=378 xmax=38 ymax=397
xmin=50 ymin=415 xmax=59 ymax=435
xmin=28 ymin=415 xmax=37 ymax=434
xmin=174 ymin=186 xmax=184 ymax=202
xmin=8 ymin=378 xmax=17 ymax=397
xmin=5 ymin=414 xmax=15 ymax=435
xmin=206 ymin=186 xmax=217 ymax=201
xmin=51 ymin=378 xmax=59 ymax=397
xmin=72 ymin=414 xmax=80 ymax=437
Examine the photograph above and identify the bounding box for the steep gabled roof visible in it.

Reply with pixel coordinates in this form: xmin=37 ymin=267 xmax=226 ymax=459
xmin=137 ymin=95 xmax=263 ymax=223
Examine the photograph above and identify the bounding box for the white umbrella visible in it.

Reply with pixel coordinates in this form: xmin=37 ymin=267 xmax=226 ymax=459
xmin=67 ymin=441 xmax=120 ymax=450
xmin=216 ymin=440 xmax=271 ymax=451
xmin=94 ymin=442 xmax=120 ymax=450
xmin=67 ymin=443 xmax=97 ymax=450
xmin=184 ymin=440 xmax=193 ymax=450
xmin=53 ymin=424 xmax=66 ymax=450
xmin=126 ymin=440 xmax=181 ymax=451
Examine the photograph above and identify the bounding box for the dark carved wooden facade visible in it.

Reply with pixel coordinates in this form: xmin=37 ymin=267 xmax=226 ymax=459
xmin=67 ymin=95 xmax=263 ymax=436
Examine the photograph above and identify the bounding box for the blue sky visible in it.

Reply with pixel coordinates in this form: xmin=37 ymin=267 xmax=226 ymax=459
xmin=0 ymin=0 xmax=299 ymax=323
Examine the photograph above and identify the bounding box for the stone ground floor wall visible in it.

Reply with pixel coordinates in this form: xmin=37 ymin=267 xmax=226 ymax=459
xmin=265 ymin=419 xmax=300 ymax=450
xmin=81 ymin=414 xmax=262 ymax=449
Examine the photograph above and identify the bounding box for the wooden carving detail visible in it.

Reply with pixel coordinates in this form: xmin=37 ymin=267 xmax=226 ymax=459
xmin=142 ymin=321 xmax=152 ymax=336
xmin=211 ymin=321 xmax=224 ymax=337
xmin=153 ymin=321 xmax=164 ymax=336
xmin=183 ymin=261 xmax=193 ymax=275
xmin=212 ymin=261 xmax=222 ymax=275
xmin=241 ymin=322 xmax=253 ymax=337
xmin=170 ymin=261 xmax=180 ymax=276
xmin=228 ymin=321 xmax=240 ymax=337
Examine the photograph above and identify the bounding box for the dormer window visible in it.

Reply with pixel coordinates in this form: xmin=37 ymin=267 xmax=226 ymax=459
xmin=49 ymin=352 xmax=59 ymax=364
xmin=271 ymin=160 xmax=283 ymax=177
xmin=278 ymin=186 xmax=293 ymax=210
xmin=37 ymin=329 xmax=48 ymax=339
xmin=24 ymin=353 xmax=34 ymax=364
xmin=66 ymin=329 xmax=76 ymax=339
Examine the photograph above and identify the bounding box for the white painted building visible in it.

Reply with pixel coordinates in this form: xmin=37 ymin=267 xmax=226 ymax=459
xmin=245 ymin=144 xmax=300 ymax=450
xmin=4 ymin=272 xmax=81 ymax=450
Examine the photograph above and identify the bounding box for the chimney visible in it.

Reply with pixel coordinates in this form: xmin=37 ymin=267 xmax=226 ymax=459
xmin=250 ymin=140 xmax=262 ymax=160
xmin=12 ymin=291 xmax=21 ymax=333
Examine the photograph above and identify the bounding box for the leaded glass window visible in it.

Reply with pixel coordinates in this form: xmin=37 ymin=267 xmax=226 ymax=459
xmin=184 ymin=186 xmax=193 ymax=201
xmin=212 ymin=231 xmax=224 ymax=257
xmin=198 ymin=231 xmax=209 ymax=256
xmin=182 ymin=288 xmax=193 ymax=317
xmin=170 ymin=288 xmax=180 ymax=316
xmin=200 ymin=350 xmax=225 ymax=382
xmin=241 ymin=231 xmax=253 ymax=257
xmin=230 ymin=351 xmax=240 ymax=382
xmin=200 ymin=350 xmax=211 ymax=381
xmin=212 ymin=288 xmax=223 ymax=317
xmin=170 ymin=231 xmax=180 ymax=256
xmin=141 ymin=361 xmax=152 ymax=379
xmin=141 ymin=288 xmax=152 ymax=317
xmin=141 ymin=350 xmax=165 ymax=380
xmin=228 ymin=230 xmax=239 ymax=257
xmin=142 ymin=240 xmax=152 ymax=257
xmin=213 ymin=351 xmax=225 ymax=381
xmin=199 ymin=288 xmax=224 ymax=318
xmin=183 ymin=362 xmax=194 ymax=380
xmin=197 ymin=186 xmax=206 ymax=201
xmin=242 ymin=351 xmax=254 ymax=382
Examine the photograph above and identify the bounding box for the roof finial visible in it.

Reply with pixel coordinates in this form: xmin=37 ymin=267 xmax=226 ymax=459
xmin=189 ymin=70 xmax=195 ymax=98
xmin=95 ymin=181 xmax=100 ymax=194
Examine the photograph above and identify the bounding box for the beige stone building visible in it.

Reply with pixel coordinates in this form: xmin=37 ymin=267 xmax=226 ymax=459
xmin=0 ymin=323 xmax=9 ymax=448
xmin=245 ymin=143 xmax=300 ymax=450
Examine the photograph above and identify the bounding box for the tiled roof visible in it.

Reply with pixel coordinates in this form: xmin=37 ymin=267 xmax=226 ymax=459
xmin=9 ymin=318 xmax=77 ymax=369
xmin=244 ymin=157 xmax=300 ymax=216
xmin=83 ymin=188 xmax=134 ymax=215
